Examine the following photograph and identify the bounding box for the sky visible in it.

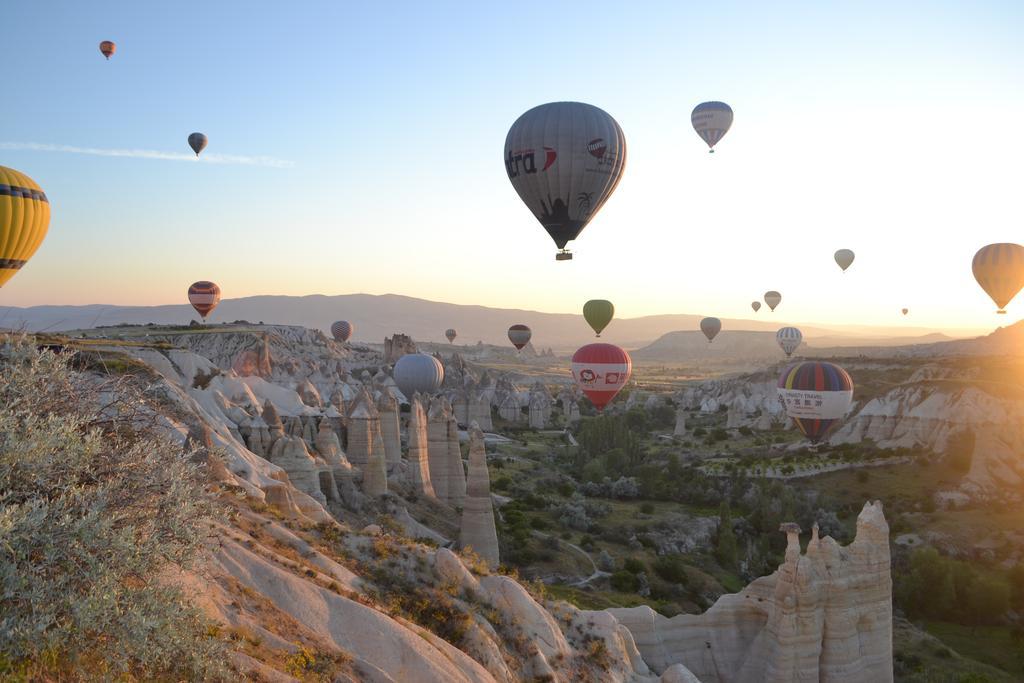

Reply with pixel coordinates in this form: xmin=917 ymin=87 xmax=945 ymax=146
xmin=2 ymin=1 xmax=1023 ymax=334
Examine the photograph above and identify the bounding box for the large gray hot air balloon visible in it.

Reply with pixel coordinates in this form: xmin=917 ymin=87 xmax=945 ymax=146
xmin=764 ymin=291 xmax=782 ymax=312
xmin=505 ymin=102 xmax=626 ymax=260
xmin=834 ymin=249 xmax=855 ymax=272
xmin=393 ymin=353 xmax=444 ymax=399
xmin=691 ymin=102 xmax=733 ymax=152
xmin=188 ymin=132 xmax=208 ymax=157
xmin=700 ymin=317 xmax=721 ymax=343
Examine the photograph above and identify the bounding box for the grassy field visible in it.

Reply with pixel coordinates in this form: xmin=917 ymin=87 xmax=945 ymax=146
xmin=923 ymin=621 xmax=1023 ymax=678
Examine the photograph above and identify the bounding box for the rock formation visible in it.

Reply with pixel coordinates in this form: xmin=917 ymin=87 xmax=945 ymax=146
xmin=384 ymin=333 xmax=417 ymax=363
xmin=427 ymin=397 xmax=452 ymax=501
xmin=528 ymin=382 xmax=552 ymax=429
xmin=377 ymin=391 xmax=402 ymax=468
xmin=610 ymin=501 xmax=893 ymax=682
xmin=673 ymin=406 xmax=687 ymax=436
xmin=406 ymin=395 xmax=437 ymax=499
xmin=346 ymin=388 xmax=379 ymax=466
xmin=267 ymin=436 xmax=329 ymax=506
xmin=459 ymin=423 xmax=499 ymax=567
xmin=362 ymin=440 xmax=388 ymax=497
xmin=262 ymin=399 xmax=285 ymax=443
xmin=497 ymin=393 xmax=520 ymax=423
xmin=469 ymin=389 xmax=493 ymax=430
xmin=445 ymin=412 xmax=467 ymax=507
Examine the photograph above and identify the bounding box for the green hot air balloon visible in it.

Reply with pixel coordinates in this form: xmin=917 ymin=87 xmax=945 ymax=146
xmin=583 ymin=299 xmax=615 ymax=337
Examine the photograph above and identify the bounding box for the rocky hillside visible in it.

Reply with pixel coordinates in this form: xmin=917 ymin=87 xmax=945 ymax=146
xmin=2 ymin=326 xmax=900 ymax=681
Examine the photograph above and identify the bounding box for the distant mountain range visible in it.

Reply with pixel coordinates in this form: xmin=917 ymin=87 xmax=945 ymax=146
xmin=0 ymin=292 xmax=984 ymax=351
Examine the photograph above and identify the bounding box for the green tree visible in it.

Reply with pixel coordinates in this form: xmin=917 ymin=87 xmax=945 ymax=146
xmin=716 ymin=501 xmax=738 ymax=569
xmin=965 ymin=576 xmax=1010 ymax=625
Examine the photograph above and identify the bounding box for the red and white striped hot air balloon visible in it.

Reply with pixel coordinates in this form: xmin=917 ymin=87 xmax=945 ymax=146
xmin=187 ymin=281 xmax=220 ymax=320
xmin=508 ymin=324 xmax=532 ymax=350
xmin=331 ymin=320 xmax=353 ymax=342
xmin=571 ymin=343 xmax=631 ymax=411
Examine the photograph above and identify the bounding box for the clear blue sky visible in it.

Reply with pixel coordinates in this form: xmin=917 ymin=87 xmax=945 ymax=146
xmin=3 ymin=1 xmax=1023 ymax=333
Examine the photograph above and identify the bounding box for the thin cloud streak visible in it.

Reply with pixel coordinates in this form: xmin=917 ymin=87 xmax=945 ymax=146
xmin=0 ymin=142 xmax=294 ymax=168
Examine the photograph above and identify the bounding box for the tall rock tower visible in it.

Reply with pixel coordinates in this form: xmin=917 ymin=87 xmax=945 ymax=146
xmin=459 ymin=423 xmax=499 ymax=567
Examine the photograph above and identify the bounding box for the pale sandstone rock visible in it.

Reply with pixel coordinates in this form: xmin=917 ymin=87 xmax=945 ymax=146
xmin=346 ymin=388 xmax=379 ymax=466
xmin=611 ymin=501 xmax=893 ymax=683
xmin=445 ymin=414 xmax=467 ymax=507
xmin=427 ymin=397 xmax=452 ymax=501
xmin=460 ymin=423 xmax=499 ymax=567
xmin=362 ymin=439 xmax=389 ymax=497
xmin=376 ymin=391 xmax=402 ymax=468
xmin=406 ymin=395 xmax=437 ymax=499
xmin=673 ymin=407 xmax=687 ymax=436
xmin=267 ymin=436 xmax=327 ymax=505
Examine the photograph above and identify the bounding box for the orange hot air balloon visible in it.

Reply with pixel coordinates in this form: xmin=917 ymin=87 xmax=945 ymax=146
xmin=0 ymin=166 xmax=51 ymax=288
xmin=99 ymin=41 xmax=116 ymax=59
xmin=188 ymin=281 xmax=220 ymax=319
xmin=571 ymin=343 xmax=631 ymax=411
xmin=508 ymin=324 xmax=532 ymax=350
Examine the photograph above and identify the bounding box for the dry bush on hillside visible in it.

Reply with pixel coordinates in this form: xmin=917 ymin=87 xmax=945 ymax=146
xmin=0 ymin=337 xmax=228 ymax=680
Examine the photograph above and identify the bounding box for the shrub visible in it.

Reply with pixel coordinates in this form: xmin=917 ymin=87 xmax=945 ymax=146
xmin=623 ymin=557 xmax=646 ymax=574
xmin=639 ymin=502 xmax=655 ymax=514
xmin=0 ymin=339 xmax=227 ymax=680
xmin=610 ymin=571 xmax=639 ymax=593
xmin=652 ymin=555 xmax=689 ymax=585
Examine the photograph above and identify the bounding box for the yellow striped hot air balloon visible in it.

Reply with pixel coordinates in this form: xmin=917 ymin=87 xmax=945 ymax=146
xmin=0 ymin=166 xmax=51 ymax=288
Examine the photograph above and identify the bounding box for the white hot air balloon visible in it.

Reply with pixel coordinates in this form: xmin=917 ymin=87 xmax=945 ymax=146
xmin=505 ymin=102 xmax=626 ymax=260
xmin=776 ymin=327 xmax=802 ymax=357
xmin=834 ymin=249 xmax=855 ymax=272
xmin=691 ymin=101 xmax=733 ymax=152
xmin=393 ymin=353 xmax=444 ymax=399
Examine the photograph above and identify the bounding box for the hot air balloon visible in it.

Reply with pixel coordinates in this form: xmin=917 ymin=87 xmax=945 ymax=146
xmin=508 ymin=324 xmax=532 ymax=351
xmin=700 ymin=317 xmax=721 ymax=343
xmin=751 ymin=301 xmax=762 ymax=313
xmin=777 ymin=361 xmax=854 ymax=443
xmin=834 ymin=249 xmax=855 ymax=272
xmin=99 ymin=41 xmax=116 ymax=60
xmin=691 ymin=101 xmax=733 ymax=153
xmin=505 ymin=102 xmax=626 ymax=260
xmin=393 ymin=353 xmax=444 ymax=399
xmin=0 ymin=166 xmax=50 ymax=288
xmin=583 ymin=299 xmax=615 ymax=337
xmin=331 ymin=320 xmax=353 ymax=342
xmin=901 ymin=308 xmax=909 ymax=316
xmin=571 ymin=343 xmax=631 ymax=411
xmin=445 ymin=328 xmax=457 ymax=343
xmin=972 ymin=243 xmax=1024 ymax=314
xmin=776 ymin=327 xmax=802 ymax=357
xmin=187 ymin=281 xmax=220 ymax=320
xmin=764 ymin=291 xmax=782 ymax=312
xmin=188 ymin=133 xmax=208 ymax=157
